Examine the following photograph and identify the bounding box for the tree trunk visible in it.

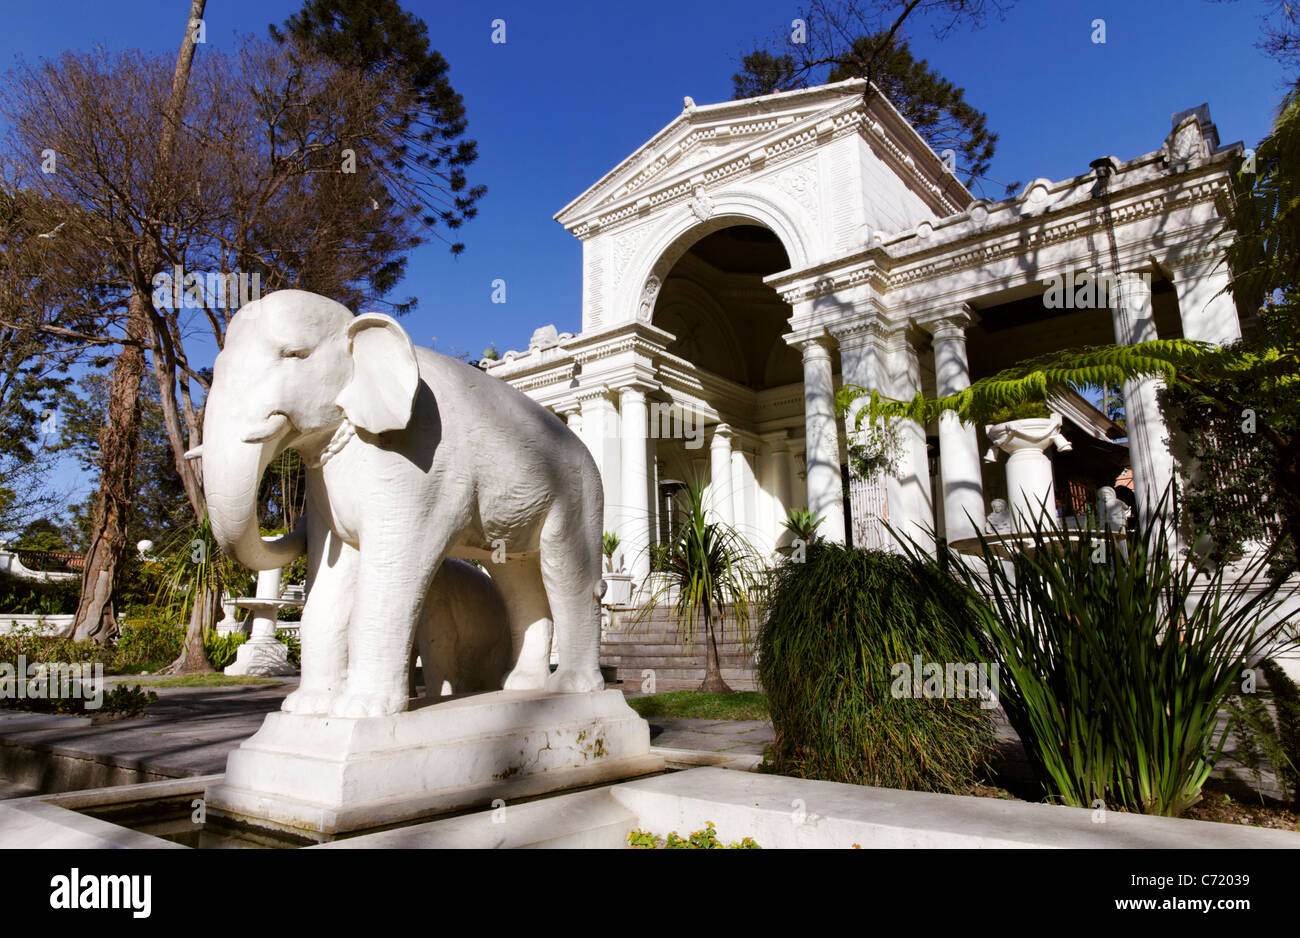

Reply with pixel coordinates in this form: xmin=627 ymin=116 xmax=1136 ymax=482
xmin=698 ymin=608 xmax=734 ymax=694
xmin=70 ymin=0 xmax=208 ymax=645
xmin=69 ymin=290 xmax=149 ymax=642
xmin=164 ymin=585 xmax=216 ymax=675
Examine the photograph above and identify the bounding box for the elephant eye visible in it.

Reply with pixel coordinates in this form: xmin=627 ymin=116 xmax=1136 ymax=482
xmin=279 ymin=347 xmax=311 ymax=359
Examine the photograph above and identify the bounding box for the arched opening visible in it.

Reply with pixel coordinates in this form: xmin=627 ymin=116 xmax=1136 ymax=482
xmin=646 ymin=222 xmax=809 ymax=553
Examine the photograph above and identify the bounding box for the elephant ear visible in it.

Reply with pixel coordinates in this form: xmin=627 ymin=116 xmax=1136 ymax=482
xmin=337 ymin=313 xmax=419 ymax=434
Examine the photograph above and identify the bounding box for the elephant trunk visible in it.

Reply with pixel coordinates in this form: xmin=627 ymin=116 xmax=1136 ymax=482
xmin=203 ymin=410 xmax=304 ymax=572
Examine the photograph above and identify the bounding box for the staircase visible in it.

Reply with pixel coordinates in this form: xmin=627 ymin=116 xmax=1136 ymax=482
xmin=600 ymin=606 xmax=758 ymax=687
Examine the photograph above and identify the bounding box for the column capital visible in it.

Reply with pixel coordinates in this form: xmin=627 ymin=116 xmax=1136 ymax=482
xmin=1163 ymin=250 xmax=1230 ymax=280
xmin=555 ymin=399 xmax=581 ymax=417
xmin=785 ymin=325 xmax=837 ymax=357
xmin=917 ymin=305 xmax=973 ymax=341
xmin=574 ymin=384 xmax=614 ymax=405
xmin=829 ymin=315 xmax=888 ymax=350
xmin=759 ymin=429 xmax=790 ymax=450
xmin=711 ymin=422 xmax=734 ymax=444
xmin=617 ymin=383 xmax=655 ymax=403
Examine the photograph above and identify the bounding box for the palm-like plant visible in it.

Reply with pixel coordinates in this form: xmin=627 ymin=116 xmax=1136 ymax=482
xmin=637 ymin=481 xmax=765 ymax=694
xmin=154 ymin=513 xmax=252 ymax=675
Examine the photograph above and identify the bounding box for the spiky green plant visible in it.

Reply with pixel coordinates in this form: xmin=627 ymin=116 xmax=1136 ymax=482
xmin=152 ymin=514 xmax=252 ymax=675
xmin=1226 ymin=659 xmax=1300 ymax=808
xmin=893 ymin=488 xmax=1299 ymax=816
xmin=601 ymin=531 xmax=620 ymax=572
xmin=636 ymin=481 xmax=764 ymax=694
xmin=758 ymin=542 xmax=995 ymax=792
xmin=781 ymin=508 xmax=824 ymax=545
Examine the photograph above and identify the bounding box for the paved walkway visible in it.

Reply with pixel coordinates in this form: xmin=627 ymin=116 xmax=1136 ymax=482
xmin=0 ymin=679 xmax=774 ymax=799
xmin=0 ymin=678 xmax=1284 ymax=803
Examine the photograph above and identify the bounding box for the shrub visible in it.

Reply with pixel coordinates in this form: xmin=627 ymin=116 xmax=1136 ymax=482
xmin=275 ymin=629 xmax=301 ymax=668
xmin=758 ymin=543 xmax=995 ymax=793
xmin=627 ymin=822 xmax=760 ymax=849
xmin=0 ymin=626 xmax=115 ymax=668
xmin=1226 ymin=659 xmax=1300 ymax=808
xmin=897 ymin=490 xmax=1299 ymax=816
xmin=0 ymin=570 xmax=81 ymax=616
xmin=204 ymin=630 xmax=248 ymax=671
xmin=114 ymin=612 xmax=185 ymax=670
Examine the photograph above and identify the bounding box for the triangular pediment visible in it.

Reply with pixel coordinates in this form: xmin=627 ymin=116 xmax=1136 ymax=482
xmin=555 ymin=79 xmax=971 ymax=233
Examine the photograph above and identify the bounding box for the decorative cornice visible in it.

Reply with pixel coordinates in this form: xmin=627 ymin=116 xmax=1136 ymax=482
xmin=562 ymin=93 xmax=966 ymax=240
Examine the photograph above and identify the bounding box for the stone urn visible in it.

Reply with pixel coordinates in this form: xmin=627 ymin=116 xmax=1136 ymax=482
xmin=983 ymin=413 xmax=1073 ymax=533
xmin=602 ymin=572 xmax=634 ymax=607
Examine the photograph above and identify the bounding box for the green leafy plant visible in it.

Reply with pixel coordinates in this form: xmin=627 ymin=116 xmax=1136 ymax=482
xmin=893 ymin=487 xmax=1299 ymax=816
xmin=780 ymin=509 xmax=824 ymax=547
xmin=113 ymin=611 xmax=185 ymax=670
xmin=1226 ymin=659 xmax=1300 ymax=808
xmin=844 ymin=419 xmax=904 ymax=483
xmin=0 ymin=570 xmax=80 ymax=616
xmin=648 ymin=542 xmax=671 ymax=573
xmin=276 ymin=628 xmax=301 ymax=668
xmin=0 ymin=675 xmax=156 ymax=718
xmin=636 ymin=481 xmax=764 ymax=694
xmin=602 ymin=531 xmax=621 ymax=572
xmin=0 ymin=625 xmax=116 ymax=668
xmin=203 ymin=630 xmax=248 ymax=671
xmin=152 ymin=515 xmax=253 ymax=674
xmin=758 ymin=542 xmax=995 ymax=793
xmin=627 ymin=822 xmax=760 ymax=849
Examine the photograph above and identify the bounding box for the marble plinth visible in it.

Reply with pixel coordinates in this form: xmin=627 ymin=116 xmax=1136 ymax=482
xmin=204 ymin=689 xmax=662 ymax=839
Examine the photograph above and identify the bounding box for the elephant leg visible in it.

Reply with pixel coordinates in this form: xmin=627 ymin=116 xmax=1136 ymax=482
xmin=492 ymin=555 xmax=553 ymax=691
xmin=540 ymin=505 xmax=605 ymax=694
xmin=416 ymin=598 xmax=453 ymax=698
xmin=330 ymin=533 xmax=450 ymax=719
xmin=282 ymin=532 xmax=356 ymax=715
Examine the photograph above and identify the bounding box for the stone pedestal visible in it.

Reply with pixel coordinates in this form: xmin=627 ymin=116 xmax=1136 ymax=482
xmin=984 ymin=415 xmax=1072 ymax=532
xmin=225 ymin=637 xmax=296 ymax=676
xmin=225 ymin=564 xmax=300 ymax=677
xmin=204 ymin=689 xmax=663 ymax=840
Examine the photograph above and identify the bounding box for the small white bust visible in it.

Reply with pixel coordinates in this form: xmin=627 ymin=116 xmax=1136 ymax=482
xmin=986 ymin=498 xmax=1012 ymax=535
xmin=1096 ymin=486 xmax=1130 ymax=532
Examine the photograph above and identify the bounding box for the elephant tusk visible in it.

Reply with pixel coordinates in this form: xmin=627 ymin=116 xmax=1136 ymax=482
xmin=242 ymin=413 xmax=292 ymax=444
xmin=184 ymin=445 xmax=203 ymax=461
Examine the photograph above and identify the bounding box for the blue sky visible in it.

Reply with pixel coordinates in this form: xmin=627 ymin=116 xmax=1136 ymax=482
xmin=2 ymin=0 xmax=1292 ymax=508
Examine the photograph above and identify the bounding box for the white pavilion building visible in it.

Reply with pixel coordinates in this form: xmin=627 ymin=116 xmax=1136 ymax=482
xmin=484 ymin=79 xmax=1246 ymax=583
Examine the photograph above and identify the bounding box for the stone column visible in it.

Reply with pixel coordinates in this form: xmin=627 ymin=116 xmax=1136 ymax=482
xmin=923 ymin=311 xmax=985 ymax=543
xmin=731 ymin=441 xmax=758 ymax=543
xmin=1112 ymin=269 xmax=1176 ymax=521
xmin=836 ymin=320 xmax=889 ymax=550
xmin=225 ymin=560 xmax=297 ymax=677
xmin=797 ymin=335 xmax=847 ymax=544
xmin=709 ymin=423 xmax=734 ymax=526
xmin=760 ymin=431 xmax=792 ymax=554
xmin=619 ymin=387 xmax=651 ymax=583
xmin=1169 ymin=256 xmax=1242 ymax=345
xmin=557 ymin=400 xmax=583 ymax=436
xmin=883 ymin=329 xmax=935 ymax=551
xmin=578 ymin=387 xmax=619 ymax=534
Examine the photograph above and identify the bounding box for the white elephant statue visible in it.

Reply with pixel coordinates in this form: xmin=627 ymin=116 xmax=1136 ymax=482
xmin=199 ymin=289 xmax=606 ymax=718
xmin=411 ymin=558 xmax=512 ymax=698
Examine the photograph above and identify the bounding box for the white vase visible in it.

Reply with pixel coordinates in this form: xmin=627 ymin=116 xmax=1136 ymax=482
xmin=984 ymin=414 xmax=1072 ymax=533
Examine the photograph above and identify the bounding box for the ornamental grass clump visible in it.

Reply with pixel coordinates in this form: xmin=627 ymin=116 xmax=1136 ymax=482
xmin=895 ymin=488 xmax=1299 ymax=817
xmin=758 ymin=542 xmax=996 ymax=793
